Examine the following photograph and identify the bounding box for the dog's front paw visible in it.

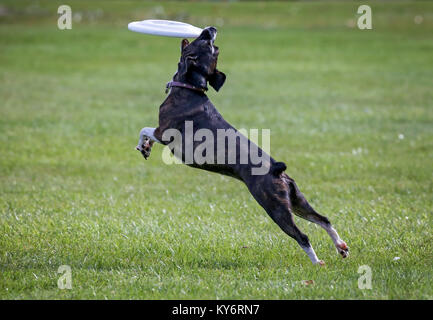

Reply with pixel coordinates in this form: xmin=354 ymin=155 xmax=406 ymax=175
xmin=336 ymin=241 xmax=349 ymax=258
xmin=136 ymin=138 xmax=154 ymax=160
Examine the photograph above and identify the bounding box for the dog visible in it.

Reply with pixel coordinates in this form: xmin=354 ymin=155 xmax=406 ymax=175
xmin=136 ymin=27 xmax=348 ymax=265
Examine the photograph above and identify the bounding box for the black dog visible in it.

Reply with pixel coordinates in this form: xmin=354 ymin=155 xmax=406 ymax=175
xmin=136 ymin=27 xmax=348 ymax=265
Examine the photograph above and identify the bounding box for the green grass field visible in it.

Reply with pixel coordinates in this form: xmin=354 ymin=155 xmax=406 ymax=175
xmin=1 ymin=1 xmax=432 ymax=299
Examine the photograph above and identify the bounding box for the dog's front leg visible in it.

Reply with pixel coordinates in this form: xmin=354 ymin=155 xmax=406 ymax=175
xmin=136 ymin=127 xmax=161 ymax=160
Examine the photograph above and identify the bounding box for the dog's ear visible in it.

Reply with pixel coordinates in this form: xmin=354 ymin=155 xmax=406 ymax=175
xmin=180 ymin=39 xmax=189 ymax=52
xmin=178 ymin=55 xmax=198 ymax=79
xmin=209 ymin=69 xmax=226 ymax=92
xmin=179 ymin=39 xmax=194 ymax=78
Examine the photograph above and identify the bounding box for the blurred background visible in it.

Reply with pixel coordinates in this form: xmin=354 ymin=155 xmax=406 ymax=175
xmin=0 ymin=1 xmax=432 ymax=299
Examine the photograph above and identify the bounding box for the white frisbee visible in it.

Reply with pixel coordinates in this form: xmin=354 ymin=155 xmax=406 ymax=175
xmin=128 ymin=19 xmax=203 ymax=38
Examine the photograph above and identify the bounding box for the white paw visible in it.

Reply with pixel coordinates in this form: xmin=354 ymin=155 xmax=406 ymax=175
xmin=136 ymin=137 xmax=153 ymax=160
xmin=313 ymin=260 xmax=325 ymax=266
xmin=336 ymin=241 xmax=349 ymax=258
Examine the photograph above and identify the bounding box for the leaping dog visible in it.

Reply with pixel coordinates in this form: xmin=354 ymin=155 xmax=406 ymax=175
xmin=136 ymin=27 xmax=348 ymax=265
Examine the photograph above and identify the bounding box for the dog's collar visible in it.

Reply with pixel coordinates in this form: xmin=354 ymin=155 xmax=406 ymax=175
xmin=165 ymin=81 xmax=207 ymax=94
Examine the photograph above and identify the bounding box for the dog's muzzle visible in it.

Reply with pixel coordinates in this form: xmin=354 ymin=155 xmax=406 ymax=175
xmin=197 ymin=26 xmax=217 ymax=42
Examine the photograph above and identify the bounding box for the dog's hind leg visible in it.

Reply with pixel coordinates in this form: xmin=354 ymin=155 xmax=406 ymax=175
xmin=248 ymin=180 xmax=324 ymax=265
xmin=283 ymin=175 xmax=349 ymax=258
xmin=272 ymin=206 xmax=325 ymax=265
xmin=136 ymin=127 xmax=161 ymax=160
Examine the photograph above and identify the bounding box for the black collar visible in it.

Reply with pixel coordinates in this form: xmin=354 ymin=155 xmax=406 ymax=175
xmin=165 ymin=81 xmax=207 ymax=94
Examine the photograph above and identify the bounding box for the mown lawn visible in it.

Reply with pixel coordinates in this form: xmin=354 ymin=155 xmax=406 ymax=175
xmin=0 ymin=1 xmax=432 ymax=299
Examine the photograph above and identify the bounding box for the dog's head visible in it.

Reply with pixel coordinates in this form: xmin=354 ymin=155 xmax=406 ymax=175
xmin=176 ymin=26 xmax=226 ymax=92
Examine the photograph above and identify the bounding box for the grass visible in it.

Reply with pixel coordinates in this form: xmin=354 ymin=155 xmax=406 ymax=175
xmin=0 ymin=0 xmax=432 ymax=299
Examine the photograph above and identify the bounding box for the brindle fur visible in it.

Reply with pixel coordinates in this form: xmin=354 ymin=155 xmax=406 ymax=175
xmin=138 ymin=27 xmax=348 ymax=264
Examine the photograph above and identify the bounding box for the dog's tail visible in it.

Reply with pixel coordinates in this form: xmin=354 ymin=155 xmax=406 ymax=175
xmin=270 ymin=161 xmax=287 ymax=176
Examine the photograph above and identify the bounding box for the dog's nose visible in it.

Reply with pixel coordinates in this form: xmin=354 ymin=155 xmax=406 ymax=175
xmin=205 ymin=26 xmax=217 ymax=34
xmin=207 ymin=27 xmax=217 ymax=41
xmin=200 ymin=26 xmax=217 ymax=41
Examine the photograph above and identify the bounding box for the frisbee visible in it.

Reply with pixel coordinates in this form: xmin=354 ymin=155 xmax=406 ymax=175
xmin=128 ymin=19 xmax=203 ymax=38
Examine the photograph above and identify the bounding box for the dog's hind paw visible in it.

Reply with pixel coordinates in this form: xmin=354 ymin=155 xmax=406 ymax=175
xmin=136 ymin=138 xmax=154 ymax=160
xmin=336 ymin=241 xmax=349 ymax=258
xmin=313 ymin=260 xmax=325 ymax=266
